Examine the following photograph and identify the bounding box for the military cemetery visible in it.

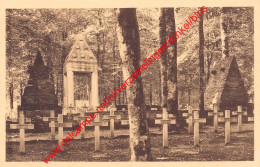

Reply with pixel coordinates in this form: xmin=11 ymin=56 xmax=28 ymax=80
xmin=5 ymin=7 xmax=254 ymax=162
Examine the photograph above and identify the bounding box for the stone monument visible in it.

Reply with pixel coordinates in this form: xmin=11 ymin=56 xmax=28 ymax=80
xmin=21 ymin=51 xmax=58 ymax=111
xmin=63 ymin=33 xmax=99 ymax=111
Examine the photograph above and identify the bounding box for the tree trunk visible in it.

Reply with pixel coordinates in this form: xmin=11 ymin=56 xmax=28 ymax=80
xmin=117 ymin=8 xmax=152 ymax=161
xmin=10 ymin=82 xmax=13 ymax=109
xmin=98 ymin=9 xmax=104 ymax=102
xmin=112 ymin=9 xmax=117 ymax=105
xmin=206 ymin=12 xmax=213 ymax=84
xmin=159 ymin=8 xmax=168 ymax=109
xmin=165 ymin=8 xmax=179 ymax=128
xmin=220 ymin=7 xmax=229 ymax=58
xmin=61 ymin=31 xmax=68 ymax=105
xmin=199 ymin=10 xmax=205 ymax=117
xmin=96 ymin=33 xmax=102 ymax=102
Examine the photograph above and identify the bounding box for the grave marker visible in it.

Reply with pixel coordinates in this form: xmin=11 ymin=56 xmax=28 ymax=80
xmin=248 ymin=116 xmax=254 ymax=122
xmin=155 ymin=108 xmax=176 ymax=148
xmin=186 ymin=110 xmax=206 ymax=147
xmin=208 ymin=104 xmax=223 ymax=132
xmin=11 ymin=118 xmax=31 ymax=123
xmin=74 ymin=108 xmax=87 ymax=139
xmin=182 ymin=106 xmax=193 ymax=134
xmin=218 ymin=110 xmax=237 ymax=144
xmin=86 ymin=111 xmax=108 ymax=151
xmin=232 ymin=105 xmax=247 ymax=132
xmin=43 ymin=110 xmax=57 ymax=141
xmin=151 ymin=106 xmax=160 ymax=111
xmin=49 ymin=114 xmax=72 ymax=144
xmin=121 ymin=119 xmax=129 ymax=125
xmin=62 ymin=107 xmax=72 ymax=115
xmin=10 ymin=111 xmax=34 ymax=153
xmin=103 ymin=109 xmax=121 ymax=138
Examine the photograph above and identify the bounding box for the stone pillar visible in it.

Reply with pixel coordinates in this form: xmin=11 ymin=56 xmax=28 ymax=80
xmin=67 ymin=70 xmax=74 ymax=107
xmin=63 ymin=74 xmax=67 ymax=108
xmin=86 ymin=75 xmax=90 ymax=107
xmin=91 ymin=67 xmax=99 ymax=109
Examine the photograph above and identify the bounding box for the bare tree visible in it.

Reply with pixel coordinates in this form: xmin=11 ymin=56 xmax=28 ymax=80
xmin=116 ymin=8 xmax=152 ymax=161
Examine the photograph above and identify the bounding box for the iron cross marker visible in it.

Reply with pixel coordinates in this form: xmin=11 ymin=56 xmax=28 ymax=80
xmin=43 ymin=110 xmax=57 ymax=141
xmin=218 ymin=110 xmax=237 ymax=144
xmin=103 ymin=107 xmax=121 ymax=138
xmin=49 ymin=114 xmax=72 ymax=145
xmin=232 ymin=105 xmax=247 ymax=132
xmin=208 ymin=104 xmax=223 ymax=132
xmin=10 ymin=111 xmax=34 ymax=153
xmin=182 ymin=106 xmax=193 ymax=134
xmin=155 ymin=108 xmax=176 ymax=148
xmin=186 ymin=110 xmax=206 ymax=147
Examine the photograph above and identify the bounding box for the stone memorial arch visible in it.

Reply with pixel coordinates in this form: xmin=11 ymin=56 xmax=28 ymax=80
xmin=63 ymin=34 xmax=99 ymax=110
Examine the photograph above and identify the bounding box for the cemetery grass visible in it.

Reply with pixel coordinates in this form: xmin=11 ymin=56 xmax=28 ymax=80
xmin=6 ymin=124 xmax=254 ymax=162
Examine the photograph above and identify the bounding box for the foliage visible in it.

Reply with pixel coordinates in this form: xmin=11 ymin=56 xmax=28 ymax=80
xmin=6 ymin=7 xmax=254 ymax=110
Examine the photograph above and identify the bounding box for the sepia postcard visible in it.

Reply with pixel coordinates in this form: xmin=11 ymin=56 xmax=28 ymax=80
xmin=0 ymin=0 xmax=259 ymax=167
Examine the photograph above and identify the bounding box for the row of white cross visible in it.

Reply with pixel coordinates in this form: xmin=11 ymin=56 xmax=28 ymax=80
xmin=9 ymin=105 xmax=253 ymax=153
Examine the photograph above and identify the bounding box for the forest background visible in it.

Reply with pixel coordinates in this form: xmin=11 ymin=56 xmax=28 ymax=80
xmin=5 ymin=7 xmax=254 ymax=112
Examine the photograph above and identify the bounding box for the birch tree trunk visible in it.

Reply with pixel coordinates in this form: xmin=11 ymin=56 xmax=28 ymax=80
xmin=199 ymin=10 xmax=205 ymax=117
xmin=220 ymin=7 xmax=229 ymax=58
xmin=117 ymin=8 xmax=152 ymax=161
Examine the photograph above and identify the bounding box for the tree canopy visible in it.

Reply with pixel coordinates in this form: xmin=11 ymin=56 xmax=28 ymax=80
xmin=6 ymin=7 xmax=254 ymax=110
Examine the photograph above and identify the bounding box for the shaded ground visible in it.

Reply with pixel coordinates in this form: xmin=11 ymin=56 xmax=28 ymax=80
xmin=6 ymin=123 xmax=254 ymax=162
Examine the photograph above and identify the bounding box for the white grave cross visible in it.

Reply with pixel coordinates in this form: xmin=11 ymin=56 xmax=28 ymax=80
xmin=103 ymin=109 xmax=121 ymax=138
xmin=74 ymin=108 xmax=87 ymax=139
xmin=232 ymin=105 xmax=247 ymax=132
xmin=10 ymin=111 xmax=34 ymax=153
xmin=43 ymin=110 xmax=57 ymax=141
xmin=86 ymin=111 xmax=108 ymax=150
xmin=182 ymin=106 xmax=193 ymax=134
xmin=155 ymin=108 xmax=176 ymax=148
xmin=186 ymin=110 xmax=206 ymax=147
xmin=218 ymin=110 xmax=237 ymax=144
xmin=49 ymin=114 xmax=72 ymax=144
xmin=208 ymin=104 xmax=224 ymax=132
